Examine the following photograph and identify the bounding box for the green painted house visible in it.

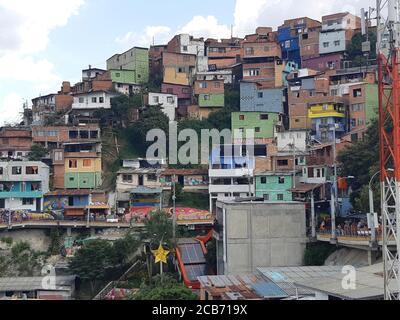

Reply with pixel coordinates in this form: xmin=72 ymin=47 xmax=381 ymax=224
xmin=106 ymin=47 xmax=149 ymax=84
xmin=255 ymin=172 xmax=294 ymax=201
xmin=110 ymin=70 xmax=137 ymax=85
xmin=198 ymin=93 xmax=224 ymax=107
xmin=64 ymin=172 xmax=102 ymax=189
xmin=232 ymin=112 xmax=281 ymax=139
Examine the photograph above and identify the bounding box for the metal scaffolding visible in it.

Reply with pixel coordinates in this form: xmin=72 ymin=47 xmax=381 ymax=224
xmin=377 ymin=0 xmax=400 ymax=300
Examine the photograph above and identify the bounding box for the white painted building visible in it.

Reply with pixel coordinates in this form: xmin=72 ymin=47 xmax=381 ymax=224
xmin=196 ymin=69 xmax=235 ymax=84
xmin=72 ymin=91 xmax=119 ymax=110
xmin=276 ymin=131 xmax=309 ymax=153
xmin=114 ymin=83 xmax=141 ymax=95
xmin=0 ymin=161 xmax=50 ymax=211
xmin=82 ymin=68 xmax=106 ymax=81
xmin=148 ymin=92 xmax=178 ymax=121
xmin=176 ymin=34 xmax=206 ymax=57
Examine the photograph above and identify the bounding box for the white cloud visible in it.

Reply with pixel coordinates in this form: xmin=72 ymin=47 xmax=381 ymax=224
xmin=0 ymin=0 xmax=84 ymax=125
xmin=116 ymin=26 xmax=172 ymax=48
xmin=233 ymin=0 xmax=376 ymax=36
xmin=0 ymin=93 xmax=24 ymax=125
xmin=116 ymin=15 xmax=231 ymax=48
xmin=177 ymin=16 xmax=231 ymax=39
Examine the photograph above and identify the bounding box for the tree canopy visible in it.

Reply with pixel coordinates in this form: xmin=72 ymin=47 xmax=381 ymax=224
xmin=337 ymin=119 xmax=379 ymax=212
xmin=28 ymin=144 xmax=48 ymax=161
xmin=132 ymin=274 xmax=197 ymax=300
xmin=142 ymin=209 xmax=174 ymax=248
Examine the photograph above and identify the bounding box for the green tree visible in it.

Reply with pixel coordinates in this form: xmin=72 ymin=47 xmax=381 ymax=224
xmin=127 ymin=106 xmax=170 ymax=155
xmin=28 ymin=144 xmax=48 ymax=161
xmin=11 ymin=242 xmax=43 ymax=276
xmin=142 ymin=209 xmax=174 ymax=247
xmin=68 ymin=240 xmax=115 ymax=293
xmin=304 ymin=243 xmax=336 ymax=266
xmin=207 ymin=107 xmax=234 ymax=131
xmin=132 ymin=274 xmax=197 ymax=300
xmin=47 ymin=228 xmax=63 ymax=256
xmin=337 ymin=119 xmax=379 ymax=212
xmin=112 ymin=232 xmax=140 ymax=265
xmin=347 ymin=31 xmax=377 ymax=65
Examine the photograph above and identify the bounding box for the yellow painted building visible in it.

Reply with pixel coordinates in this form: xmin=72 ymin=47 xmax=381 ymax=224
xmin=65 ymin=158 xmax=102 ymax=173
xmin=64 ymin=158 xmax=102 ymax=189
xmin=164 ymin=67 xmax=191 ymax=86
xmin=308 ymin=103 xmax=346 ymax=119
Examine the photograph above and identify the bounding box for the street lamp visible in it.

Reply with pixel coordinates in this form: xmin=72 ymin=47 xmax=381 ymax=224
xmin=330 ymin=176 xmax=354 ymax=243
xmin=369 ymin=168 xmax=394 ymax=243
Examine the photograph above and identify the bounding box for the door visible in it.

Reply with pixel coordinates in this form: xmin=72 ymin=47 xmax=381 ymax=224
xmin=36 ymin=199 xmax=41 ymax=212
xmin=0 ymin=199 xmax=4 ymax=209
xmin=139 ymin=175 xmax=144 ymax=186
xmin=178 ymin=176 xmax=185 ymax=186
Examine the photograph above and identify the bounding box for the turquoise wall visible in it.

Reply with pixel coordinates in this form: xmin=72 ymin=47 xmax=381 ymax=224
xmin=255 ymin=174 xmax=293 ymax=201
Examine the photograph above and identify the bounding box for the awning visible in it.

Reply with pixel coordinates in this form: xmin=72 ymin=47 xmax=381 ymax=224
xmin=289 ymin=183 xmax=323 ymax=194
xmin=86 ymin=204 xmax=110 ymax=210
xmin=130 ymin=186 xmax=162 ymax=194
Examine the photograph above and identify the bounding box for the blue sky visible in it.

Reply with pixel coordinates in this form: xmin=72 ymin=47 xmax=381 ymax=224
xmin=0 ymin=0 xmax=374 ymax=125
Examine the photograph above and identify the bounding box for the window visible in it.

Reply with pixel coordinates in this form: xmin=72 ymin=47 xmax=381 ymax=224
xmin=261 ymin=177 xmax=267 ymax=184
xmin=260 ymin=114 xmax=269 ymax=120
xmin=92 ymin=97 xmax=97 ymax=103
xmin=353 ymin=89 xmax=362 ymax=97
xmin=167 ymin=97 xmax=174 ymax=103
xmin=331 ymin=89 xmax=338 ymax=96
xmin=22 ymin=198 xmax=34 ymax=206
xmin=83 ymin=159 xmax=92 ymax=167
xmin=255 ymin=127 xmax=261 ymax=133
xmin=245 ymin=47 xmax=254 ymax=55
xmin=358 ymin=119 xmax=365 ymax=126
xmin=69 ymin=160 xmax=78 ymax=169
xmin=239 ymin=115 xmax=245 ymax=121
xmin=246 ymin=69 xmax=260 ymax=76
xmin=99 ymin=97 xmax=104 ymax=103
xmin=199 ymin=82 xmax=208 ymax=89
xmin=214 ymin=82 xmax=221 ymax=88
xmin=182 ymin=45 xmax=188 ymax=52
xmin=69 ymin=177 xmax=75 ymax=182
xmin=263 ymin=194 xmax=270 ymax=201
xmin=182 ymin=88 xmax=190 ymax=94
xmin=334 ymin=40 xmax=341 ymax=46
xmin=204 ymin=95 xmax=210 ymax=100
xmin=183 ymin=55 xmax=190 ymax=61
xmin=278 ymin=177 xmax=285 ymax=184
xmin=12 ymin=167 xmax=22 ymax=175
xmin=0 ymin=167 xmax=3 ymax=175
xmin=115 ymin=72 xmax=121 ymax=77
xmin=122 ymin=174 xmax=133 ymax=183
xmin=26 ymin=166 xmax=39 ymax=175
xmin=178 ymin=67 xmax=186 ymax=73
xmin=167 ymin=88 xmax=173 ymax=94
xmin=258 ymin=92 xmax=264 ymax=98
xmin=323 ymin=42 xmax=329 ymax=48
xmin=277 ymin=160 xmax=289 ymax=166
xmin=352 ymin=103 xmax=365 ymax=111
xmin=277 ymin=194 xmax=284 ymax=201
xmin=322 ymin=104 xmax=329 ymax=111
xmin=285 ymin=40 xmax=291 ymax=49
xmin=153 ymin=96 xmax=160 ymax=104
xmin=147 ymin=174 xmax=157 ymax=182
xmin=79 ymin=97 xmax=84 ymax=103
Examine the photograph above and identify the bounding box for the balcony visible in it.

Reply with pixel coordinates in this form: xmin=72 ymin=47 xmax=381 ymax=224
xmin=209 ymin=184 xmax=254 ymax=194
xmin=209 ymin=168 xmax=254 ymax=178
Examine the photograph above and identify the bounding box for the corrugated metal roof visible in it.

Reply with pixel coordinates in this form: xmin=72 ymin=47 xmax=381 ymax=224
xmin=0 ymin=276 xmax=76 ymax=292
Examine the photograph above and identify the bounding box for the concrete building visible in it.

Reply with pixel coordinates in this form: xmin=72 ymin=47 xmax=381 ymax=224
xmin=208 ymin=145 xmax=258 ymax=213
xmin=215 ymin=200 xmax=307 ymax=275
xmin=240 ymin=82 xmax=285 ymax=113
xmin=162 ymin=52 xmax=197 ymax=87
xmin=205 ymin=37 xmax=243 ymax=70
xmin=255 ymin=172 xmax=295 ymax=201
xmin=276 ymin=130 xmax=309 ymax=153
xmin=161 ymin=83 xmax=193 ymax=118
xmin=0 ymin=161 xmax=50 ymax=211
xmin=194 ymin=79 xmax=225 ymax=118
xmin=147 ymin=92 xmax=178 ymax=121
xmin=32 ymin=125 xmax=102 ymax=190
xmin=106 ymin=47 xmax=149 ymax=84
xmin=242 ymin=27 xmax=283 ymax=89
xmin=232 ymin=112 xmax=283 ymax=141
xmin=278 ymin=17 xmax=322 ymax=66
xmin=0 ymin=127 xmax=32 ymax=160
xmin=160 ymin=168 xmax=208 ymax=193
xmin=72 ymin=90 xmax=119 ymax=110
xmin=82 ymin=67 xmax=107 ymax=81
xmin=167 ymin=34 xmax=206 ymax=57
xmin=319 ymin=12 xmax=361 ymax=55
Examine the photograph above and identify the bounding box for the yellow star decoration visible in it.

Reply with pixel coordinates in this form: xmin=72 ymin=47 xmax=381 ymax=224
xmin=152 ymin=244 xmax=170 ymax=264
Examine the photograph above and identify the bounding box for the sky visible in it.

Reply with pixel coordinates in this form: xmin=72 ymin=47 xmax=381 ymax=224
xmin=0 ymin=0 xmax=375 ymax=125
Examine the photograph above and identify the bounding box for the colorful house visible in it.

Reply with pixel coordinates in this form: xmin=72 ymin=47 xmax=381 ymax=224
xmin=308 ymin=102 xmax=346 ymax=142
xmin=232 ymin=112 xmax=282 ymax=141
xmin=0 ymin=161 xmax=50 ymax=212
xmin=106 ymin=47 xmax=149 ymax=84
xmin=255 ymin=172 xmax=295 ymax=201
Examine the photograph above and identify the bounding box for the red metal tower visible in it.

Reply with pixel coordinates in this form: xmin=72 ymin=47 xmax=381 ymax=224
xmin=377 ymin=0 xmax=400 ymax=300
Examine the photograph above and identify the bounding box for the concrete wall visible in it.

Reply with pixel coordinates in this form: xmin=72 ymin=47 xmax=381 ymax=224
xmin=148 ymin=92 xmax=178 ymax=121
xmin=217 ymin=201 xmax=307 ymax=275
xmin=240 ymin=82 xmax=283 ymax=113
xmin=232 ymin=112 xmax=280 ymax=139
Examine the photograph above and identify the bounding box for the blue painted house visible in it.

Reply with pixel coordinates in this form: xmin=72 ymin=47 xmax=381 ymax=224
xmin=240 ymin=81 xmax=284 ymax=113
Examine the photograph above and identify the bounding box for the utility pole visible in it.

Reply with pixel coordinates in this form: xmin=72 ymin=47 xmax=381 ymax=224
xmin=311 ymin=189 xmax=316 ymax=238
xmin=172 ymin=174 xmax=177 ymax=244
xmin=330 ymin=125 xmax=338 ymax=243
xmin=292 ymin=137 xmax=296 ymax=189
